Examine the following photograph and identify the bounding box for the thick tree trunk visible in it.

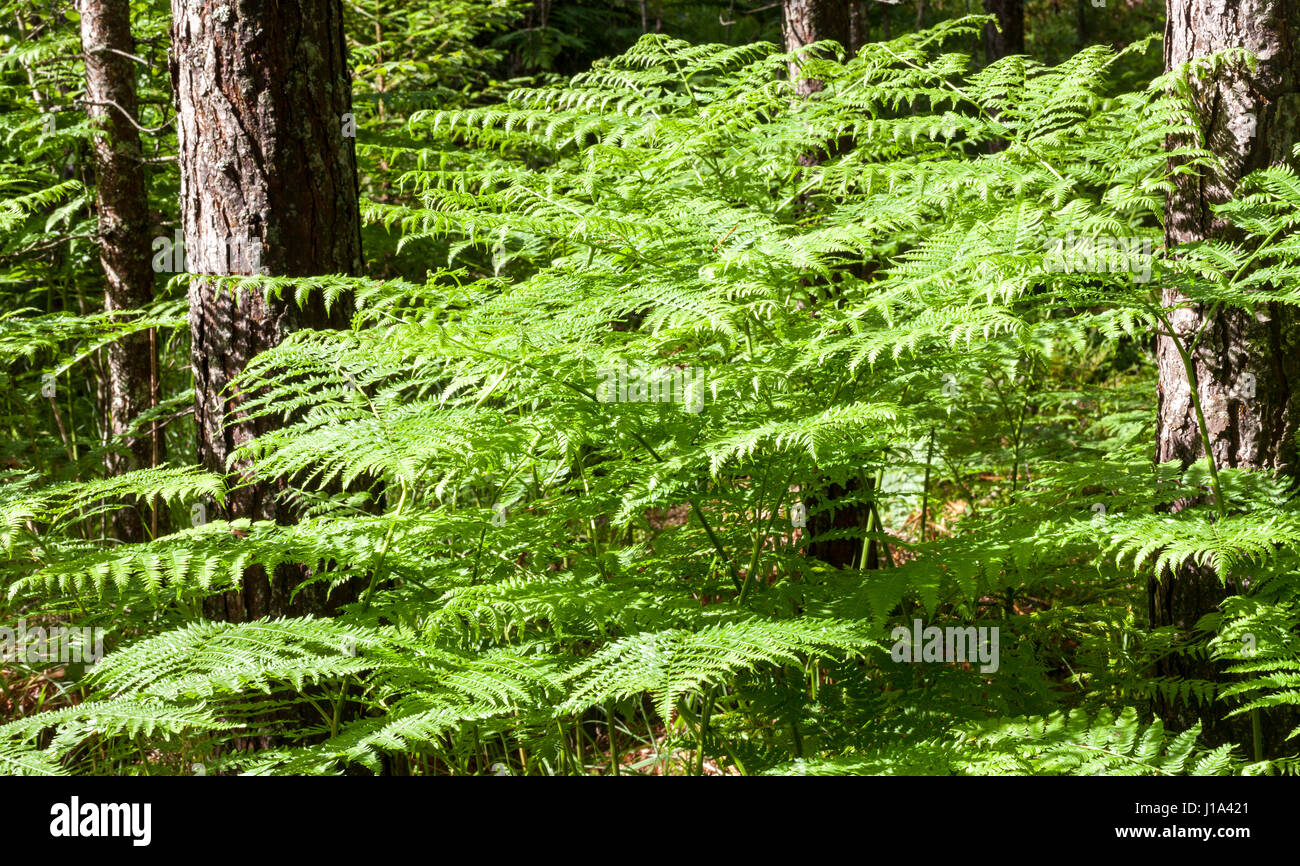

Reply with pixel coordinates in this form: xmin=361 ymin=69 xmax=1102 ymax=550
xmin=80 ymin=0 xmax=159 ymax=541
xmin=171 ymin=0 xmax=362 ymax=621
xmin=1156 ymin=0 xmax=1300 ymax=755
xmin=983 ymin=0 xmax=1024 ymax=61
xmin=783 ymin=0 xmax=851 ymax=95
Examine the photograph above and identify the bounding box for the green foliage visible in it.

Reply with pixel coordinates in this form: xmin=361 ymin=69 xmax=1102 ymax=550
xmin=952 ymin=707 xmax=1238 ymax=776
xmin=2 ymin=11 xmax=1299 ymax=776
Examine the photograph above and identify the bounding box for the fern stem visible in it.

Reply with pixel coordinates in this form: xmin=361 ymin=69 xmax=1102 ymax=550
xmin=739 ymin=461 xmax=787 ymax=604
xmin=1149 ymin=301 xmax=1226 ymax=519
xmin=1186 ymin=221 xmax=1288 ymax=357
xmin=330 ymin=679 xmax=347 ymax=739
xmin=695 ymin=685 xmax=715 ymax=776
xmin=1151 ymin=298 xmax=1265 ymax=761
xmin=606 ymin=702 xmax=620 ymax=776
xmin=359 ymin=474 xmax=408 ymax=610
xmin=919 ymin=425 xmax=935 ymax=541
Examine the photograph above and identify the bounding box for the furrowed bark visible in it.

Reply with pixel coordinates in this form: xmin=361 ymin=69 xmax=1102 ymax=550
xmin=171 ymin=0 xmax=362 ymax=621
xmin=1156 ymin=0 xmax=1300 ymax=755
xmin=80 ymin=0 xmax=160 ymax=540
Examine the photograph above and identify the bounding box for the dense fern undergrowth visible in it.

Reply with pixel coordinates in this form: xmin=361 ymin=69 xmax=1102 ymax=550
xmin=4 ymin=17 xmax=1300 ymax=775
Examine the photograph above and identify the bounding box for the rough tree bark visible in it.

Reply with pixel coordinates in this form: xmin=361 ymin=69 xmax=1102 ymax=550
xmin=80 ymin=0 xmax=160 ymax=540
xmin=1156 ymin=0 xmax=1300 ymax=754
xmin=171 ymin=0 xmax=362 ymax=621
xmin=783 ymin=0 xmax=851 ymax=95
xmin=983 ymin=0 xmax=1024 ymax=62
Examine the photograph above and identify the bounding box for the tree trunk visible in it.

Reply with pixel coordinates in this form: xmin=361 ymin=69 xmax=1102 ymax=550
xmin=80 ymin=0 xmax=160 ymax=541
xmin=783 ymin=0 xmax=851 ymax=96
xmin=784 ymin=1 xmax=863 ymax=566
xmin=807 ymin=477 xmax=875 ymax=569
xmin=982 ymin=0 xmax=1023 ymax=154
xmin=983 ymin=0 xmax=1024 ymax=62
xmin=171 ymin=0 xmax=362 ymax=622
xmin=848 ymin=1 xmax=868 ymax=51
xmin=1156 ymin=0 xmax=1300 ymax=756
